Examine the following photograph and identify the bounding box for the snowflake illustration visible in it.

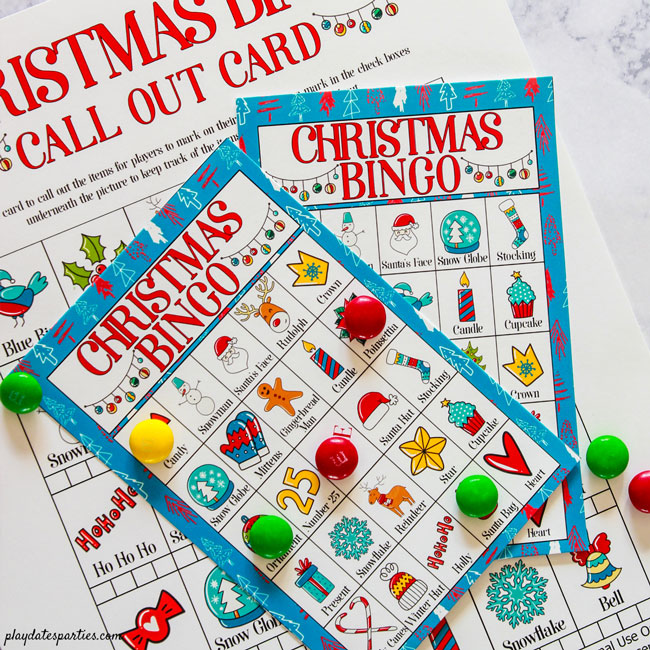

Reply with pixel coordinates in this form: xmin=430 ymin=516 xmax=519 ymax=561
xmin=304 ymin=262 xmax=322 ymax=282
xmin=329 ymin=516 xmax=373 ymax=560
xmin=517 ymin=359 xmax=537 ymax=378
xmin=486 ymin=560 xmax=548 ymax=628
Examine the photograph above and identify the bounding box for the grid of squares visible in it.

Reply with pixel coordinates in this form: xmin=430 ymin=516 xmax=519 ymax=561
xmin=104 ymin=220 xmax=562 ymax=642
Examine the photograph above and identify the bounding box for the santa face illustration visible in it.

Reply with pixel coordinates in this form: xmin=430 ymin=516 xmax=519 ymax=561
xmin=214 ymin=336 xmax=249 ymax=374
xmin=390 ymin=213 xmax=419 ymax=256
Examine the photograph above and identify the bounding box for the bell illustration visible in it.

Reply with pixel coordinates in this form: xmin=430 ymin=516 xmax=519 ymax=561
xmin=571 ymin=532 xmax=621 ymax=590
xmin=582 ymin=551 xmax=621 ymax=589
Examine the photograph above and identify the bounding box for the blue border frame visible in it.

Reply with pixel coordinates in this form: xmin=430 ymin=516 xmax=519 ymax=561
xmin=15 ymin=138 xmax=579 ymax=650
xmin=237 ymin=77 xmax=587 ymax=558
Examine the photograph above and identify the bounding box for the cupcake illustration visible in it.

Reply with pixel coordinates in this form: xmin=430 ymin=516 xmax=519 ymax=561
xmin=442 ymin=398 xmax=485 ymax=436
xmin=507 ymin=271 xmax=535 ymax=318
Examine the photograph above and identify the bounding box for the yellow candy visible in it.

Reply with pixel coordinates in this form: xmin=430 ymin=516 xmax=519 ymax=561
xmin=129 ymin=418 xmax=174 ymax=464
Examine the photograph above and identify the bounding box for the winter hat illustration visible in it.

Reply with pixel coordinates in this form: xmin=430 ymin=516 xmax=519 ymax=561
xmin=214 ymin=336 xmax=235 ymax=359
xmin=380 ymin=563 xmax=427 ymax=610
xmin=507 ymin=271 xmax=536 ymax=318
xmin=571 ymin=532 xmax=621 ymax=589
xmin=441 ymin=398 xmax=485 ymax=435
xmin=392 ymin=213 xmax=419 ymax=231
xmin=357 ymin=391 xmax=398 ymax=430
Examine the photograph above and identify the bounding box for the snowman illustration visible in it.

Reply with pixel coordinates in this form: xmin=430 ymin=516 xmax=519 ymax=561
xmin=340 ymin=212 xmax=363 ymax=256
xmin=214 ymin=336 xmax=249 ymax=374
xmin=172 ymin=377 xmax=215 ymax=416
xmin=390 ymin=213 xmax=419 ymax=255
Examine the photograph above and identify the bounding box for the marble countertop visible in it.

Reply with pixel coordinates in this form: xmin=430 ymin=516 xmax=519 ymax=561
xmin=2 ymin=0 xmax=650 ymax=343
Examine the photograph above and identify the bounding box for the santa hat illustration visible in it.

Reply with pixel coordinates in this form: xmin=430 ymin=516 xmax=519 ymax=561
xmin=392 ymin=213 xmax=418 ymax=230
xmin=357 ymin=391 xmax=398 ymax=430
xmin=342 ymin=212 xmax=354 ymax=231
xmin=214 ymin=336 xmax=236 ymax=360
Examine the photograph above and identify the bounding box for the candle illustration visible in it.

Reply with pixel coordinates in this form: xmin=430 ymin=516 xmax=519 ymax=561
xmin=458 ymin=272 xmax=475 ymax=322
xmin=303 ymin=341 xmax=344 ymax=379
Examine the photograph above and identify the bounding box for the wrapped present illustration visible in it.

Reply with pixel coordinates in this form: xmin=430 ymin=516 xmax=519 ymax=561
xmin=294 ymin=558 xmax=334 ymax=602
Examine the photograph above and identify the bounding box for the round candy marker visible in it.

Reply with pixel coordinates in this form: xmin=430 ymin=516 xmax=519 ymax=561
xmin=586 ymin=435 xmax=629 ymax=479
xmin=242 ymin=514 xmax=293 ymax=558
xmin=456 ymin=474 xmax=498 ymax=518
xmin=129 ymin=416 xmax=174 ymax=464
xmin=342 ymin=295 xmax=386 ymax=341
xmin=0 ymin=372 xmax=42 ymax=414
xmin=315 ymin=435 xmax=359 ymax=480
xmin=628 ymin=471 xmax=650 ymax=513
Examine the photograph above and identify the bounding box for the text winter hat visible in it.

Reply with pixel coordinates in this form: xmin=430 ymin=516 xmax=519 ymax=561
xmin=357 ymin=391 xmax=398 ymax=429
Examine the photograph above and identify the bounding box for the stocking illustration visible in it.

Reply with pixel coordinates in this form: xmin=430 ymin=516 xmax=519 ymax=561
xmin=386 ymin=349 xmax=430 ymax=383
xmin=499 ymin=199 xmax=528 ymax=249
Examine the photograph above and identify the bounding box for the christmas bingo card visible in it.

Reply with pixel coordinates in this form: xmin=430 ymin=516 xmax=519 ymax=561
xmin=18 ymin=140 xmax=578 ymax=650
xmin=238 ymin=77 xmax=586 ymax=557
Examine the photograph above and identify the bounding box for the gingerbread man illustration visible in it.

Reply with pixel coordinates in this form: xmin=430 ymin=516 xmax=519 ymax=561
xmin=257 ymin=377 xmax=303 ymax=416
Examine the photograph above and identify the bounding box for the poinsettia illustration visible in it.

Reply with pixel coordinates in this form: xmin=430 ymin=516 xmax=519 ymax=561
xmin=62 ymin=234 xmax=126 ymax=298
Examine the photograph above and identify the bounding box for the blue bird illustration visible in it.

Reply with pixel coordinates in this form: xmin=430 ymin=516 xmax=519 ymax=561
xmin=393 ymin=282 xmax=433 ymax=312
xmin=0 ymin=270 xmax=48 ymax=326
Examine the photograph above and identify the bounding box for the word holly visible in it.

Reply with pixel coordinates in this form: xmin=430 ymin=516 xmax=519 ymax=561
xmin=427 ymin=516 xmax=454 ymax=569
xmin=75 ymin=486 xmax=138 ymax=552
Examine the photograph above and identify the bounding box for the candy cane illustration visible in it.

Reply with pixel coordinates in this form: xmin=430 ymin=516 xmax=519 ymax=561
xmin=335 ymin=596 xmax=397 ymax=650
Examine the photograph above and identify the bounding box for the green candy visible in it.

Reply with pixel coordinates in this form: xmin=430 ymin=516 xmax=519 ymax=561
xmin=248 ymin=515 xmax=293 ymax=559
xmin=456 ymin=474 xmax=498 ymax=518
xmin=586 ymin=435 xmax=629 ymax=479
xmin=0 ymin=372 xmax=42 ymax=414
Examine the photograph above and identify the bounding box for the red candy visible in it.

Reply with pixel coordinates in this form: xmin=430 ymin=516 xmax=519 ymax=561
xmin=341 ymin=295 xmax=386 ymax=341
xmin=315 ymin=436 xmax=358 ymax=480
xmin=629 ymin=470 xmax=650 ymax=513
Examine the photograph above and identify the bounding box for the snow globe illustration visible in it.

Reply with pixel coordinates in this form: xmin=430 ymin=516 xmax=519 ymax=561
xmin=440 ymin=210 xmax=481 ymax=254
xmin=204 ymin=564 xmax=264 ymax=627
xmin=187 ymin=464 xmax=234 ymax=510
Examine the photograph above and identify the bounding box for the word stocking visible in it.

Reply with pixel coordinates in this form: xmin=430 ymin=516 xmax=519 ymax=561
xmin=386 ymin=349 xmax=430 ymax=383
xmin=499 ymin=199 xmax=528 ymax=249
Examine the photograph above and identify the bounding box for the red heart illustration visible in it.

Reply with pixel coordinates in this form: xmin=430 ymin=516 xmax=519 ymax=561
xmin=530 ymin=501 xmax=547 ymax=527
xmin=484 ymin=431 xmax=532 ymax=476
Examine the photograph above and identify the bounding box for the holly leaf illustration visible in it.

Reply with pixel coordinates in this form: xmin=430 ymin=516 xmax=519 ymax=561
xmin=62 ymin=261 xmax=92 ymax=289
xmin=80 ymin=234 xmax=105 ymax=265
xmin=114 ymin=241 xmax=126 ymax=258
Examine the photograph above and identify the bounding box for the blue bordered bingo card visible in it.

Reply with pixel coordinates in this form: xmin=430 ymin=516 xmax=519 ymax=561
xmin=237 ymin=77 xmax=587 ymax=558
xmin=18 ymin=139 xmax=578 ymax=650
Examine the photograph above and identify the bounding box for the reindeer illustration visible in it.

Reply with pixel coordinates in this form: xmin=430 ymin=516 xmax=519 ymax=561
xmin=234 ymin=276 xmax=290 ymax=333
xmin=361 ymin=476 xmax=414 ymax=518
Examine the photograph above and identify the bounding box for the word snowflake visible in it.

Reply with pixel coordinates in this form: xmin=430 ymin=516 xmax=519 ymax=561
xmin=517 ymin=359 xmax=537 ymax=378
xmin=304 ymin=262 xmax=323 ymax=282
xmin=486 ymin=560 xmax=548 ymax=628
xmin=329 ymin=516 xmax=373 ymax=560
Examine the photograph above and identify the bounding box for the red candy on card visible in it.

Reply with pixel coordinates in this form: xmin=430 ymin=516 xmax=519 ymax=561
xmin=339 ymin=295 xmax=386 ymax=341
xmin=628 ymin=470 xmax=650 ymax=513
xmin=315 ymin=436 xmax=358 ymax=480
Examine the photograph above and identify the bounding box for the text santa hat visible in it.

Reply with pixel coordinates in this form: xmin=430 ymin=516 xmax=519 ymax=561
xmin=392 ymin=213 xmax=418 ymax=230
xmin=214 ymin=336 xmax=236 ymax=360
xmin=357 ymin=391 xmax=398 ymax=430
